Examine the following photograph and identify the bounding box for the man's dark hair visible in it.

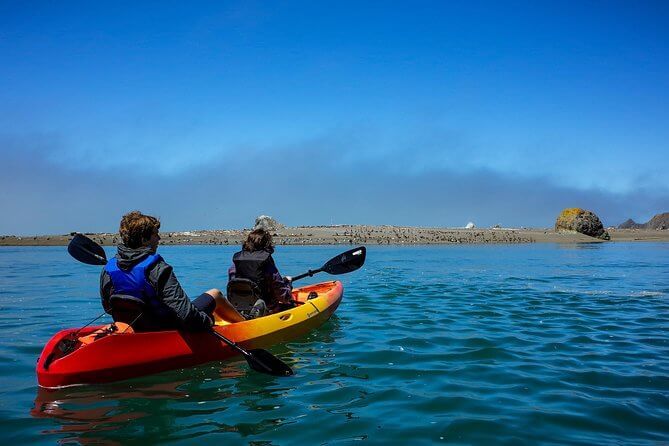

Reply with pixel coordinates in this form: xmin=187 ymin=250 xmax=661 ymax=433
xmin=119 ymin=211 xmax=160 ymax=249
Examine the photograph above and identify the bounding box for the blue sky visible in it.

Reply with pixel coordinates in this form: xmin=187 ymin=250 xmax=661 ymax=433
xmin=1 ymin=1 xmax=668 ymax=234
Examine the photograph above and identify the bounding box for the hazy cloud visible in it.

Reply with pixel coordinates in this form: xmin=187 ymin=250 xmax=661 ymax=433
xmin=2 ymin=131 xmax=667 ymax=235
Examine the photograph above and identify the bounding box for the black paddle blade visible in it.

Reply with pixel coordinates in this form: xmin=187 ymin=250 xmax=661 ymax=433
xmin=68 ymin=233 xmax=108 ymax=265
xmin=322 ymin=246 xmax=366 ymax=275
xmin=246 ymin=349 xmax=294 ymax=376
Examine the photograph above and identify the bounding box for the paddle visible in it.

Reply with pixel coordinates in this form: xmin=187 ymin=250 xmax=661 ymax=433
xmin=209 ymin=330 xmax=293 ymax=376
xmin=290 ymin=246 xmax=366 ymax=282
xmin=68 ymin=233 xmax=108 ymax=265
xmin=67 ymin=233 xmax=294 ymax=377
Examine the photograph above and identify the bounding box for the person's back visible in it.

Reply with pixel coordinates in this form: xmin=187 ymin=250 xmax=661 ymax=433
xmin=228 ymin=228 xmax=294 ymax=317
xmin=232 ymin=249 xmax=272 ymax=293
xmin=100 ymin=211 xmax=244 ymax=331
xmin=103 ymin=242 xmax=176 ymax=330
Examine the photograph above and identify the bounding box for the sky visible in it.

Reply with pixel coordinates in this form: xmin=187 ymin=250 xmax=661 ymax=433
xmin=1 ymin=1 xmax=668 ymax=235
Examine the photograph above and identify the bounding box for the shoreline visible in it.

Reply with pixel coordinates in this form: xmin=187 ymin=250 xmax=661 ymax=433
xmin=1 ymin=226 xmax=668 ymax=246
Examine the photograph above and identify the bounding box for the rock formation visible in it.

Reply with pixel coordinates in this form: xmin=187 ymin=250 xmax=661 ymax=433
xmin=555 ymin=208 xmax=610 ymax=240
xmin=646 ymin=212 xmax=669 ymax=230
xmin=619 ymin=212 xmax=669 ymax=230
xmin=254 ymin=215 xmax=284 ymax=232
xmin=618 ymin=218 xmax=642 ymax=229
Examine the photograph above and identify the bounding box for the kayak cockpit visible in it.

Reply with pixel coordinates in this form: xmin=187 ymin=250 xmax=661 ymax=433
xmin=212 ymin=280 xmax=331 ymax=326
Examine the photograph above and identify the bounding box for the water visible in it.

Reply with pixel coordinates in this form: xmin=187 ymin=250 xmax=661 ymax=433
xmin=1 ymin=243 xmax=668 ymax=445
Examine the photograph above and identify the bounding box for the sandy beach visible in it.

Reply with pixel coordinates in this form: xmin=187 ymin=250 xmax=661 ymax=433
xmin=1 ymin=226 xmax=667 ymax=246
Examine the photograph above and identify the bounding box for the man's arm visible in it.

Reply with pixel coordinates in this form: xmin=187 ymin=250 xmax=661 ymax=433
xmin=99 ymin=269 xmax=113 ymax=314
xmin=150 ymin=263 xmax=213 ymax=331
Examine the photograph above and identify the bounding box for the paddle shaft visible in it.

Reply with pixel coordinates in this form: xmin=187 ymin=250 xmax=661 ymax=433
xmin=290 ymin=268 xmax=323 ymax=282
xmin=210 ymin=329 xmax=252 ymax=357
xmin=288 ymin=246 xmax=366 ymax=282
xmin=82 ymin=248 xmax=106 ymax=264
xmin=209 ymin=329 xmax=278 ymax=374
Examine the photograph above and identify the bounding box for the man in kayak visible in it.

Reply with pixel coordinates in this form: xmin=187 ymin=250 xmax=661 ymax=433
xmin=100 ymin=211 xmax=245 ymax=331
xmin=228 ymin=226 xmax=296 ymax=318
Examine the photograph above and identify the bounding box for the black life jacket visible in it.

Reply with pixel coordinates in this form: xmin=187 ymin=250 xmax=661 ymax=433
xmin=232 ymin=250 xmax=272 ymax=300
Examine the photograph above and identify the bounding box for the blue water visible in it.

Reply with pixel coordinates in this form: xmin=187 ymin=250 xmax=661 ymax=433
xmin=1 ymin=243 xmax=668 ymax=445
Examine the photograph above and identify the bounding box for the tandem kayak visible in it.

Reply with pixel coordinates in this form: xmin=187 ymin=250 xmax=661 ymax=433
xmin=37 ymin=281 xmax=343 ymax=388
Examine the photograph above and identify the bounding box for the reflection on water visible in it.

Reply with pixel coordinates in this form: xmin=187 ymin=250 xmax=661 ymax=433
xmin=33 ymin=371 xmax=219 ymax=444
xmin=31 ymin=316 xmax=344 ymax=444
xmin=32 ymin=363 xmax=284 ymax=443
xmin=561 ymin=242 xmax=604 ymax=250
xmin=33 ymin=381 xmax=182 ymax=445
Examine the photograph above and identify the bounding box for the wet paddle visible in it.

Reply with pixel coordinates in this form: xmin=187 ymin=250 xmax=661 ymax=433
xmin=66 ymin=233 xmax=294 ymax=377
xmin=209 ymin=330 xmax=293 ymax=376
xmin=290 ymin=246 xmax=366 ymax=282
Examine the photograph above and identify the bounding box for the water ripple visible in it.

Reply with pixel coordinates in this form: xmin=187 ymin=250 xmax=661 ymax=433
xmin=1 ymin=244 xmax=668 ymax=444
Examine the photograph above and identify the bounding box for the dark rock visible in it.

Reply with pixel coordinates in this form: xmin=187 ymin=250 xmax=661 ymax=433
xmin=618 ymin=212 xmax=669 ymax=230
xmin=555 ymin=208 xmax=610 ymax=240
xmin=618 ymin=218 xmax=641 ymax=229
xmin=254 ymin=215 xmax=284 ymax=231
xmin=645 ymin=212 xmax=669 ymax=230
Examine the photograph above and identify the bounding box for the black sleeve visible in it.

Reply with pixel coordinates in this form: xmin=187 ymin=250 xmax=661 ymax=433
xmin=148 ymin=262 xmax=213 ymax=331
xmin=99 ymin=269 xmax=113 ymax=315
xmin=264 ymin=255 xmax=294 ymax=307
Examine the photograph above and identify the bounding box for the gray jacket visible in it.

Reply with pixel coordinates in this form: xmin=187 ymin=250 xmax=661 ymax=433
xmin=99 ymin=245 xmax=212 ymax=331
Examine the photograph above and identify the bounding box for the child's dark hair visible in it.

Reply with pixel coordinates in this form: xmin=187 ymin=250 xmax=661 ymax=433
xmin=242 ymin=229 xmax=274 ymax=253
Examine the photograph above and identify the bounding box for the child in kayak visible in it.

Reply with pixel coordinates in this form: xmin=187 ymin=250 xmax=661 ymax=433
xmin=228 ymin=226 xmax=295 ymax=318
xmin=100 ymin=211 xmax=245 ymax=331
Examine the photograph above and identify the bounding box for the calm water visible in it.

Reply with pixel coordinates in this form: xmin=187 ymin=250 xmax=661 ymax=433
xmin=0 ymin=243 xmax=668 ymax=445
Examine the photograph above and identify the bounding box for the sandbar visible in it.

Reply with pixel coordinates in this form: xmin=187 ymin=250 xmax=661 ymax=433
xmin=1 ymin=226 xmax=667 ymax=246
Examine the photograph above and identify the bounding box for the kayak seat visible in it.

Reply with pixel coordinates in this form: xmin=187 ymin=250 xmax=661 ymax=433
xmin=227 ymin=278 xmax=263 ymax=317
xmin=109 ymin=294 xmax=166 ymax=332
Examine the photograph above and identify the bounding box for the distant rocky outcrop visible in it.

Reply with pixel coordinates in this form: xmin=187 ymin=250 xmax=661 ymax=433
xmin=619 ymin=212 xmax=669 ymax=230
xmin=555 ymin=208 xmax=610 ymax=240
xmin=647 ymin=213 xmax=669 ymax=229
xmin=254 ymin=215 xmax=284 ymax=232
xmin=618 ymin=218 xmax=642 ymax=229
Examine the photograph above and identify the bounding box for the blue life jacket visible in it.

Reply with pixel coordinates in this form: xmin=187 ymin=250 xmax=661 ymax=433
xmin=104 ymin=254 xmax=166 ymax=315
